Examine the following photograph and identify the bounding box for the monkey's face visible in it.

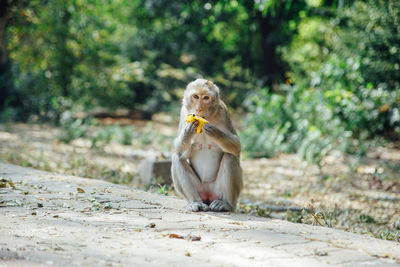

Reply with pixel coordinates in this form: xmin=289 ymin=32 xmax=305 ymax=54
xmin=190 ymin=93 xmax=213 ymax=118
xmin=184 ymin=79 xmax=220 ymax=118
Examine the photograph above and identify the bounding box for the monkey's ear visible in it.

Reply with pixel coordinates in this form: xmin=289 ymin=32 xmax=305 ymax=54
xmin=213 ymin=84 xmax=220 ymax=98
xmin=205 ymin=80 xmax=214 ymax=87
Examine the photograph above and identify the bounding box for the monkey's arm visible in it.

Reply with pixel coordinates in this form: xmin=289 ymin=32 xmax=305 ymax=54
xmin=174 ymin=120 xmax=198 ymax=158
xmin=202 ymin=124 xmax=241 ymax=157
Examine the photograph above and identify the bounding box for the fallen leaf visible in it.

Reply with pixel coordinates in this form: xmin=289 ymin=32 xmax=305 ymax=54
xmin=168 ymin=233 xmax=201 ymax=241
xmin=77 ymin=187 xmax=85 ymax=193
xmin=146 ymin=223 xmax=156 ymax=228
xmin=169 ymin=233 xmax=184 ymax=239
xmin=185 ymin=252 xmax=191 ymax=257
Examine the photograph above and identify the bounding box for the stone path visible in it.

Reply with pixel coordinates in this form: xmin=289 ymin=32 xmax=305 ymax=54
xmin=0 ymin=163 xmax=399 ymax=267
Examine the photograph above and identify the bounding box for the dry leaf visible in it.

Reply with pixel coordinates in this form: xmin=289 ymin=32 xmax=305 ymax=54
xmin=168 ymin=233 xmax=201 ymax=241
xmin=146 ymin=223 xmax=156 ymax=228
xmin=77 ymin=187 xmax=85 ymax=193
xmin=169 ymin=233 xmax=184 ymax=239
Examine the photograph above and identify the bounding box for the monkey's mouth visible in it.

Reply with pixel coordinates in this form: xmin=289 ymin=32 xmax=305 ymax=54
xmin=195 ymin=112 xmax=206 ymax=118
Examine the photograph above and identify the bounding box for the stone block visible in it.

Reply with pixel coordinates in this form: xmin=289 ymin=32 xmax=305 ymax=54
xmin=138 ymin=158 xmax=172 ymax=185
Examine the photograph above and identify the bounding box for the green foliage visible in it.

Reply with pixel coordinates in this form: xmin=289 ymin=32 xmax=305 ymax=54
xmin=241 ymin=84 xmax=351 ymax=165
xmin=356 ymin=214 xmax=376 ymax=224
xmin=156 ymin=184 xmax=170 ymax=196
xmin=242 ymin=0 xmax=400 ymax=164
xmin=3 ymin=0 xmax=400 ymax=167
xmin=285 ymin=210 xmax=304 ymax=224
xmin=57 ymin=112 xmax=93 ymax=143
xmin=7 ymin=0 xmax=136 ymax=120
xmin=283 ymin=0 xmax=400 ymax=138
xmin=378 ymin=231 xmax=400 ymax=242
xmin=4 ymin=0 xmax=314 ymax=120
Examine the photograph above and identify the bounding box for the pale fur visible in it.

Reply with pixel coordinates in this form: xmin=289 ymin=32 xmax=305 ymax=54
xmin=171 ymin=78 xmax=243 ymax=212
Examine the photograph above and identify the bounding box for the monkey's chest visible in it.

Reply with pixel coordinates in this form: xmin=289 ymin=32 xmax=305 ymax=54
xmin=190 ymin=136 xmax=223 ymax=184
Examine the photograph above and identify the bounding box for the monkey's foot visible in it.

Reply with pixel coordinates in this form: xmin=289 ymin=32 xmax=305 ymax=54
xmin=186 ymin=201 xmax=210 ymax=212
xmin=209 ymin=199 xmax=232 ymax=212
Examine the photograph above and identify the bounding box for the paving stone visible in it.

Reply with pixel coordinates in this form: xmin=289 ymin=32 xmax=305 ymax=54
xmin=341 ymin=259 xmax=400 ymax=267
xmin=277 ymin=241 xmax=340 ymax=257
xmin=0 ymin=163 xmax=399 ymax=267
xmin=318 ymin=248 xmax=378 ymax=265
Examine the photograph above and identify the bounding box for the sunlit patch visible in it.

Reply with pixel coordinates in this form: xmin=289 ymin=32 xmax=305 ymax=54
xmin=356 ymin=166 xmax=384 ymax=174
xmin=0 ymin=132 xmax=18 ymax=141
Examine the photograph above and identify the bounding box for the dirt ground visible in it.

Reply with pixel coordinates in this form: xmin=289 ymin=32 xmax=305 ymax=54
xmin=0 ymin=118 xmax=399 ymax=242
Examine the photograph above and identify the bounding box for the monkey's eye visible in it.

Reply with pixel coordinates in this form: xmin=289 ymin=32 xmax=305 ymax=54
xmin=193 ymin=95 xmax=199 ymax=99
xmin=203 ymin=95 xmax=210 ymax=101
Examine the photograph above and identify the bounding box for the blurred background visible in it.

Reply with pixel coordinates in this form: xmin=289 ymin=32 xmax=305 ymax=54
xmin=0 ymin=0 xmax=399 ymax=241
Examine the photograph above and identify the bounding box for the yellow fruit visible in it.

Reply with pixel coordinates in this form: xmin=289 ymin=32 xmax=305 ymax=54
xmin=186 ymin=114 xmax=209 ymax=133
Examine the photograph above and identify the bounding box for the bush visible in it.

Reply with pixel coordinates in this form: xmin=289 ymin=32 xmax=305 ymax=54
xmin=241 ymin=84 xmax=352 ymax=166
xmin=282 ymin=0 xmax=400 ymax=139
xmin=241 ymin=0 xmax=400 ymax=164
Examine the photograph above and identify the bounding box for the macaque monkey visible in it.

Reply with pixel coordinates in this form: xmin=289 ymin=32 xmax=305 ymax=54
xmin=171 ymin=79 xmax=243 ymax=212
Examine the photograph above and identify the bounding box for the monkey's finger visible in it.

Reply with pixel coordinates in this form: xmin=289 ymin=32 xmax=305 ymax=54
xmin=210 ymin=203 xmax=224 ymax=212
xmin=186 ymin=202 xmax=201 ymax=212
xmin=200 ymin=202 xmax=210 ymax=211
xmin=189 ymin=121 xmax=199 ymax=133
xmin=209 ymin=199 xmax=222 ymax=210
xmin=210 ymin=199 xmax=230 ymax=212
xmin=185 ymin=121 xmax=196 ymax=132
xmin=202 ymin=124 xmax=216 ymax=135
xmin=186 ymin=201 xmax=207 ymax=212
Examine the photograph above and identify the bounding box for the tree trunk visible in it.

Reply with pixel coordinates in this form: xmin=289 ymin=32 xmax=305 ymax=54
xmin=257 ymin=11 xmax=286 ymax=89
xmin=0 ymin=0 xmax=13 ymax=109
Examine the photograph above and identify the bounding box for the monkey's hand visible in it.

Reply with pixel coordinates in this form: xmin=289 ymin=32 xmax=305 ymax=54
xmin=186 ymin=114 xmax=208 ymax=133
xmin=209 ymin=199 xmax=233 ymax=212
xmin=202 ymin=123 xmax=223 ymax=138
xmin=186 ymin=201 xmax=210 ymax=212
xmin=182 ymin=121 xmax=198 ymax=141
xmin=203 ymin=124 xmax=241 ymax=157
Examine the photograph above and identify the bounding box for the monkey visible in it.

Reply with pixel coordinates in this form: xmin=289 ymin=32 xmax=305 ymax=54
xmin=171 ymin=78 xmax=243 ymax=212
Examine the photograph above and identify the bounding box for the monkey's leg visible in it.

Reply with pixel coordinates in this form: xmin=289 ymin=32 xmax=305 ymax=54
xmin=210 ymin=153 xmax=243 ymax=212
xmin=171 ymin=153 xmax=210 ymax=212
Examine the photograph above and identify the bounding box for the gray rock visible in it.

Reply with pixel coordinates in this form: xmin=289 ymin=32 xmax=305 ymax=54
xmin=138 ymin=157 xmax=172 ymax=185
